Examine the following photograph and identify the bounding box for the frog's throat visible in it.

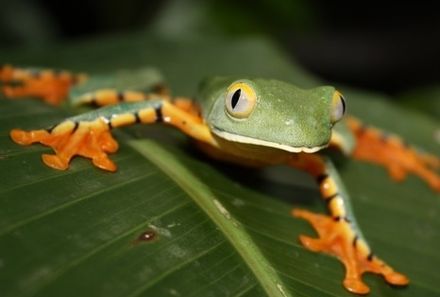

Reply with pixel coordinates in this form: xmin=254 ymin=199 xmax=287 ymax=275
xmin=211 ymin=127 xmax=328 ymax=153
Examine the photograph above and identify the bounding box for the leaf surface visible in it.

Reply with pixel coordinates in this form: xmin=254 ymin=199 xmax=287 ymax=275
xmin=0 ymin=33 xmax=439 ymax=297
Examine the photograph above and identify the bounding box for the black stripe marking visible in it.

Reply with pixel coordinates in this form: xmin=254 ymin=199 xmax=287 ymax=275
xmin=367 ymin=252 xmax=374 ymax=261
xmin=152 ymin=83 xmax=169 ymax=95
xmin=72 ymin=121 xmax=79 ymax=133
xmin=155 ymin=104 xmax=163 ymax=122
xmin=333 ymin=216 xmax=351 ymax=223
xmin=90 ymin=96 xmax=99 ymax=107
xmin=325 ymin=193 xmax=339 ymax=203
xmin=352 ymin=235 xmax=359 ymax=247
xmin=107 ymin=117 xmax=113 ymax=129
xmin=316 ymin=174 xmax=329 ymax=184
xmin=134 ymin=112 xmax=141 ymax=124
xmin=46 ymin=124 xmax=56 ymax=133
xmin=117 ymin=92 xmax=124 ymax=102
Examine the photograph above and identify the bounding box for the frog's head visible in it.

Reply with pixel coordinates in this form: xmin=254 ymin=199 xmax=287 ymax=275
xmin=201 ymin=77 xmax=346 ymax=153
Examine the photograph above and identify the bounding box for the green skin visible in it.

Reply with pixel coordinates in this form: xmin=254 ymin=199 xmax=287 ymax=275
xmin=69 ymin=75 xmax=364 ymax=243
xmin=195 ymin=77 xmax=363 ymax=236
xmin=72 ymin=75 xmax=354 ymax=153
xmin=200 ymin=77 xmax=342 ymax=150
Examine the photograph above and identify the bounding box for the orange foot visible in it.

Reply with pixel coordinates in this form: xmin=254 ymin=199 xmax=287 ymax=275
xmin=1 ymin=64 xmax=87 ymax=105
xmin=292 ymin=209 xmax=409 ymax=295
xmin=10 ymin=119 xmax=118 ymax=171
xmin=347 ymin=117 xmax=440 ymax=192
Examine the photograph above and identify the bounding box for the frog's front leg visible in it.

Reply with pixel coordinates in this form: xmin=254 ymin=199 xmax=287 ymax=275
xmin=288 ymin=153 xmax=408 ymax=294
xmin=10 ymin=99 xmax=215 ymax=171
xmin=346 ymin=117 xmax=440 ymax=192
xmin=0 ymin=65 xmax=87 ymax=105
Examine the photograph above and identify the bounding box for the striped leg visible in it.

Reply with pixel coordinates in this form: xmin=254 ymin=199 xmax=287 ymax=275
xmin=347 ymin=116 xmax=440 ymax=192
xmin=72 ymin=85 xmax=171 ymax=107
xmin=289 ymin=154 xmax=408 ymax=294
xmin=10 ymin=100 xmax=215 ymax=171
xmin=0 ymin=65 xmax=87 ymax=105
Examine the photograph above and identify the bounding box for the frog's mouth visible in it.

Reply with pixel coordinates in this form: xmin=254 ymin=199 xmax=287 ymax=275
xmin=211 ymin=127 xmax=328 ymax=153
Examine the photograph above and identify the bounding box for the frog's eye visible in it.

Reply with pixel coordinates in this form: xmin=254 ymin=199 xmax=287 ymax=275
xmin=331 ymin=90 xmax=346 ymax=123
xmin=225 ymin=82 xmax=257 ymax=119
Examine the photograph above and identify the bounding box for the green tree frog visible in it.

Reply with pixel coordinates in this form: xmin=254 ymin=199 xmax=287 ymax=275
xmin=2 ymin=65 xmax=439 ymax=295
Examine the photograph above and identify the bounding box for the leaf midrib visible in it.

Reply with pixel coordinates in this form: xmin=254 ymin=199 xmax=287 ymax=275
xmin=129 ymin=139 xmax=293 ymax=297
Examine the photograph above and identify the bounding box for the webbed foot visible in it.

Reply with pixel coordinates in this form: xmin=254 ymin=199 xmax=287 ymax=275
xmin=1 ymin=65 xmax=87 ymax=105
xmin=10 ymin=119 xmax=118 ymax=171
xmin=292 ymin=208 xmax=409 ymax=294
xmin=347 ymin=117 xmax=440 ymax=192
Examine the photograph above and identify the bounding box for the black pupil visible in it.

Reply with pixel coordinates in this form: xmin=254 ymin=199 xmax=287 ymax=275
xmin=231 ymin=89 xmax=241 ymax=109
xmin=340 ymin=95 xmax=346 ymax=114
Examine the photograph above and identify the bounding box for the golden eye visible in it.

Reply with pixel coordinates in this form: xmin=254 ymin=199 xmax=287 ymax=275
xmin=225 ymin=82 xmax=257 ymax=119
xmin=331 ymin=90 xmax=346 ymax=123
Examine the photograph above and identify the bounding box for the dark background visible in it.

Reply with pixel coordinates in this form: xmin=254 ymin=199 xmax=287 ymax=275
xmin=1 ymin=0 xmax=439 ymax=94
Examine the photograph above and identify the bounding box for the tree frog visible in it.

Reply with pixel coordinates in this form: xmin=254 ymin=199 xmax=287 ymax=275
xmin=2 ymin=65 xmax=439 ymax=295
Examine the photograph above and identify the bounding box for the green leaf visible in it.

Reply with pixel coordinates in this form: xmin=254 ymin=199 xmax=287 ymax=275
xmin=397 ymin=85 xmax=440 ymax=120
xmin=0 ymin=33 xmax=439 ymax=297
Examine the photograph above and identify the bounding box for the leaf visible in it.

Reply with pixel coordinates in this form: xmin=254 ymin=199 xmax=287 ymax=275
xmin=397 ymin=85 xmax=440 ymax=120
xmin=0 ymin=33 xmax=439 ymax=297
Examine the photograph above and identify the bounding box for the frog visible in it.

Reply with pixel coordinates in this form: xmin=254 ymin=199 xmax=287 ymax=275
xmin=1 ymin=65 xmax=440 ymax=295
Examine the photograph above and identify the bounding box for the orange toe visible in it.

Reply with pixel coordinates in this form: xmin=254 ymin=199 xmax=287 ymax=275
xmin=298 ymin=235 xmax=324 ymax=252
xmin=10 ymin=129 xmax=50 ymax=145
xmin=92 ymin=156 xmax=117 ymax=172
xmin=347 ymin=118 xmax=440 ymax=193
xmin=99 ymin=131 xmax=119 ymax=153
xmin=11 ymin=119 xmax=119 ymax=171
xmin=344 ymin=278 xmax=369 ymax=295
xmin=10 ymin=129 xmax=31 ymax=145
xmin=292 ymin=208 xmax=409 ymax=294
xmin=383 ymin=270 xmax=409 ymax=285
xmin=42 ymin=154 xmax=70 ymax=170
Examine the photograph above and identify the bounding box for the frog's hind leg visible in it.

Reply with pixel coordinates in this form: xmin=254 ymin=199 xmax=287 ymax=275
xmin=73 ymin=90 xmax=159 ymax=107
xmin=0 ymin=65 xmax=87 ymax=105
xmin=73 ymin=84 xmax=172 ymax=107
xmin=346 ymin=116 xmax=440 ymax=192
xmin=73 ymin=88 xmax=202 ymax=118
xmin=289 ymin=154 xmax=409 ymax=294
xmin=71 ymin=79 xmax=171 ymax=107
xmin=10 ymin=100 xmax=214 ymax=171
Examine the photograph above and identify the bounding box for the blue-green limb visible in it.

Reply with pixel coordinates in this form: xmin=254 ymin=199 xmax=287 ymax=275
xmin=10 ymin=100 xmax=216 ymax=171
xmin=288 ymin=154 xmax=409 ymax=295
xmin=71 ymin=88 xmax=171 ymax=107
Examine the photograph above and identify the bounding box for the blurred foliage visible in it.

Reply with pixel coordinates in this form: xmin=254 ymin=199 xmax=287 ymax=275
xmin=1 ymin=0 xmax=438 ymax=94
xmin=151 ymin=0 xmax=315 ymax=38
xmin=398 ymin=86 xmax=440 ymax=120
xmin=0 ymin=31 xmax=439 ymax=297
xmin=0 ymin=0 xmax=316 ymax=46
xmin=0 ymin=0 xmax=58 ymax=48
